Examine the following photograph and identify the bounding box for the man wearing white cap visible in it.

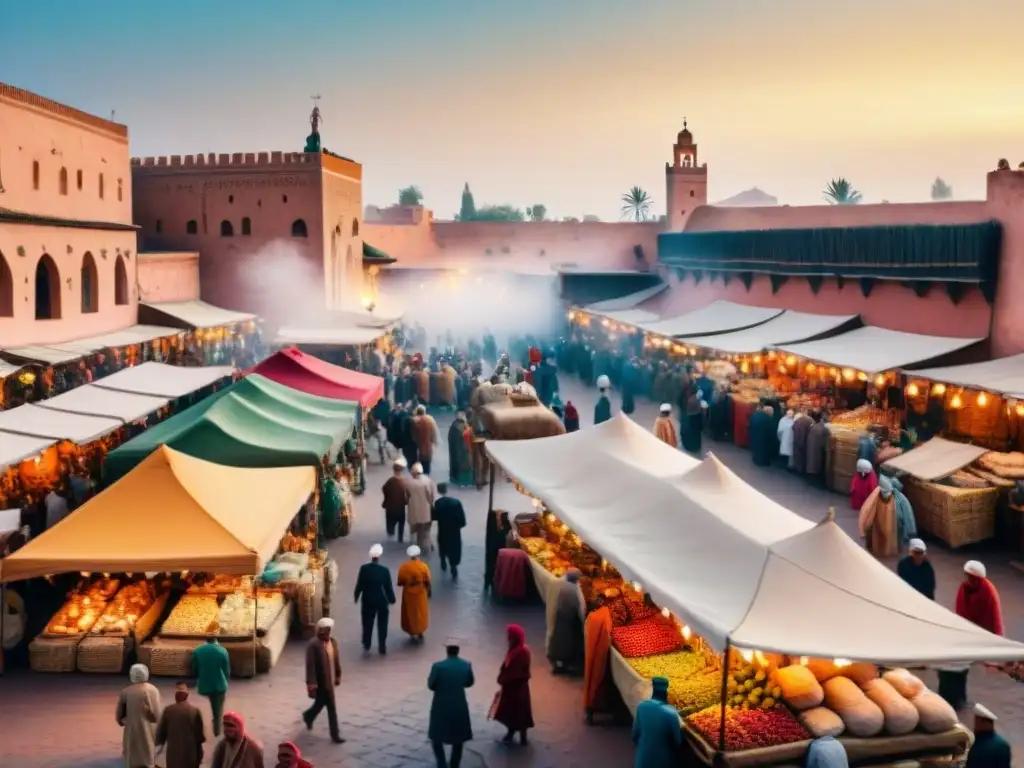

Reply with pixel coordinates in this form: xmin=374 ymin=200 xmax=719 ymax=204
xmin=897 ymin=538 xmax=935 ymax=600
xmin=354 ymin=544 xmax=396 ymax=655
xmin=653 ymin=403 xmax=678 ymax=448
xmin=594 ymin=374 xmax=612 ymax=425
xmin=965 ymin=704 xmax=1010 ymax=768
xmin=304 ymin=618 xmax=344 ymax=743
xmin=941 ymin=560 xmax=1004 ymax=709
xmin=407 ymin=462 xmax=437 ymax=554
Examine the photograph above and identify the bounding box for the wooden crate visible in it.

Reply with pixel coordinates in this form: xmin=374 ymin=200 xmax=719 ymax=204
xmin=256 ymin=601 xmax=293 ymax=674
xmin=77 ymin=635 xmax=132 ymax=674
xmin=28 ymin=635 xmax=81 ymax=673
xmin=905 ymin=478 xmax=998 ymax=548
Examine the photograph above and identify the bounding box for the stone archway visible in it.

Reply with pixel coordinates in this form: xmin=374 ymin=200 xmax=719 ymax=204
xmin=35 ymin=254 xmax=61 ymax=320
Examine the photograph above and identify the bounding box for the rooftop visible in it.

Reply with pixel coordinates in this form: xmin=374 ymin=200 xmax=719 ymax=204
xmin=0 ymin=82 xmax=128 ymax=138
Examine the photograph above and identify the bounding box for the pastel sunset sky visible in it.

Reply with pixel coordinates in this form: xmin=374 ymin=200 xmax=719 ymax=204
xmin=3 ymin=0 xmax=1022 ymax=220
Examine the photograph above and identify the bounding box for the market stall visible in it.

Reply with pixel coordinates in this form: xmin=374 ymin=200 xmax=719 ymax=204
xmin=638 ymin=301 xmax=783 ymax=339
xmin=90 ymin=361 xmax=235 ymax=400
xmin=487 ymin=414 xmax=1024 ymax=766
xmin=139 ymin=300 xmax=261 ymax=367
xmin=103 ymin=374 xmax=356 ymax=482
xmin=0 ymin=446 xmax=318 ymax=677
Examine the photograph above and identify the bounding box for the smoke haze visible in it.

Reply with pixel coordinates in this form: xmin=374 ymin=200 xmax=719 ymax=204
xmin=379 ymin=270 xmax=563 ymax=350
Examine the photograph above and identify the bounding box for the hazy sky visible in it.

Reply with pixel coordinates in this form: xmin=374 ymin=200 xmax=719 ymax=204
xmin=4 ymin=1 xmax=1023 ymax=220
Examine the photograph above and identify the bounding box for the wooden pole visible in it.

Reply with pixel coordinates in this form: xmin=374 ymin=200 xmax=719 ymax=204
xmin=718 ymin=639 xmax=731 ymax=753
xmin=487 ymin=461 xmax=496 ymax=515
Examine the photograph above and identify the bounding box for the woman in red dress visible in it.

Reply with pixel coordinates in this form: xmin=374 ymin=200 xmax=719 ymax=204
xmin=494 ymin=623 xmax=535 ymax=745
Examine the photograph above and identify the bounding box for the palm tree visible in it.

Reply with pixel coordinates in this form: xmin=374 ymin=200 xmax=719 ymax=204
xmin=931 ymin=177 xmax=953 ymax=200
xmin=621 ymin=187 xmax=654 ymax=221
xmin=822 ymin=178 xmax=862 ymax=205
xmin=526 ymin=204 xmax=548 ymax=222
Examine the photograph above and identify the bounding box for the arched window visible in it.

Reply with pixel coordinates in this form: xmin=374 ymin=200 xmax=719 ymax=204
xmin=186 ymin=219 xmax=198 ymax=234
xmin=241 ymin=217 xmax=252 ymax=236
xmin=0 ymin=251 xmax=13 ymax=317
xmin=99 ymin=173 xmax=105 ymax=199
xmin=76 ymin=169 xmax=83 ymax=190
xmin=81 ymin=252 xmax=99 ymax=313
xmin=291 ymin=219 xmax=308 ymax=238
xmin=114 ymin=255 xmax=129 ymax=305
xmin=59 ymin=167 xmax=68 ymax=195
xmin=34 ymin=254 xmax=62 ymax=320
xmin=117 ymin=179 xmax=123 ymax=202
xmin=32 ymin=161 xmax=40 ymax=190
xmin=220 ymin=220 xmax=234 ymax=237
xmin=351 ymin=218 xmax=359 ymax=237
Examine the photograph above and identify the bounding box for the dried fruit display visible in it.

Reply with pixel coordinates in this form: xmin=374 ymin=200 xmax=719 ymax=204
xmin=44 ymin=578 xmax=121 ymax=636
xmin=162 ymin=595 xmax=220 ymax=636
xmin=626 ymin=650 xmax=723 ymax=712
xmin=607 ymin=599 xmax=630 ymax=627
xmin=217 ymin=591 xmax=286 ymax=636
xmin=725 ymin=664 xmax=782 ymax=711
xmin=281 ymin=531 xmax=313 ymax=553
xmin=611 ymin=617 xmax=684 ymax=658
xmin=91 ymin=582 xmax=157 ymax=635
xmin=687 ymin=705 xmax=811 ymax=751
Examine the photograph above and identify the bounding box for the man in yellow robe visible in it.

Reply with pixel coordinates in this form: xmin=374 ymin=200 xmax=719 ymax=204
xmin=397 ymin=545 xmax=432 ymax=642
xmin=653 ymin=403 xmax=678 ymax=448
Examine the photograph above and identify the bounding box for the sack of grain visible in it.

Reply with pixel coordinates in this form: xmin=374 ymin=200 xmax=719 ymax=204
xmin=882 ymin=668 xmax=925 ymax=699
xmin=798 ymin=706 xmax=845 ymax=738
xmin=909 ymin=690 xmax=957 ymax=733
xmin=862 ymin=678 xmax=920 ymax=735
xmin=776 ymin=665 xmax=825 ymax=710
xmin=822 ymin=676 xmax=884 ymax=737
xmin=838 ymin=662 xmax=880 ymax=687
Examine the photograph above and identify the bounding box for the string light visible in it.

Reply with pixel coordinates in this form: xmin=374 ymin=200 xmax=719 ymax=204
xmin=681 ymin=625 xmax=692 ymax=640
xmin=906 ymin=383 xmax=920 ymax=397
xmin=932 ymin=383 xmax=946 ymax=396
xmin=631 ymin=581 xmax=642 ymax=592
xmin=660 ymin=607 xmax=670 ymax=618
xmin=874 ymin=375 xmax=886 ymax=388
xmin=739 ymin=648 xmax=754 ymax=663
xmin=950 ymin=393 xmax=963 ymax=409
xmin=842 ymin=368 xmax=856 ymax=381
xmin=832 ymin=658 xmax=853 ymax=668
xmin=977 ymin=392 xmax=989 ymax=407
xmin=1017 ymin=404 xmax=1024 ymax=417
xmin=799 ymin=656 xmax=809 ymax=666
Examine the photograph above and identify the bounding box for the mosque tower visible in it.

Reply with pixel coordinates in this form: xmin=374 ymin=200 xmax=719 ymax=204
xmin=665 ymin=119 xmax=708 ymax=231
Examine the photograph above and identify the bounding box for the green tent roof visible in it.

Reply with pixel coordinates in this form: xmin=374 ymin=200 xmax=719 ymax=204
xmin=363 ymin=242 xmax=397 ymax=264
xmin=104 ymin=374 xmax=357 ymax=482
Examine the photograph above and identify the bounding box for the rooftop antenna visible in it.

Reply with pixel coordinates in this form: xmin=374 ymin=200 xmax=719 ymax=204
xmin=111 ymin=110 xmax=116 ymax=121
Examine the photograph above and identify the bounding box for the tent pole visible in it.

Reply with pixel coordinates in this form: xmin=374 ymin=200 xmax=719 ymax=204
xmin=718 ymin=638 xmax=731 ymax=754
xmin=252 ymin=580 xmax=258 ymax=679
xmin=487 ymin=461 xmax=496 ymax=515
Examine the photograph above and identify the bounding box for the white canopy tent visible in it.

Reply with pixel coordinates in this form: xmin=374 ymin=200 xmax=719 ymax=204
xmin=582 ymin=282 xmax=669 ymax=314
xmin=0 ymin=404 xmax=122 ymax=443
xmin=639 ymin=301 xmax=783 ymax=338
xmin=773 ymin=326 xmax=984 ymax=374
xmin=682 ymin=311 xmax=860 ymax=354
xmin=486 ymin=414 xmax=1024 ymax=663
xmin=0 ymin=433 xmax=55 ymax=470
xmin=274 ymin=326 xmax=384 ymax=347
xmin=0 ymin=360 xmax=24 ymax=378
xmin=4 ymin=325 xmax=181 ymax=366
xmin=908 ymin=354 xmax=1024 ymax=400
xmin=594 ymin=309 xmax=661 ymax=327
xmin=141 ymin=300 xmax=255 ymax=329
xmin=34 ymin=385 xmax=168 ymax=423
xmin=91 ymin=362 xmax=234 ymax=399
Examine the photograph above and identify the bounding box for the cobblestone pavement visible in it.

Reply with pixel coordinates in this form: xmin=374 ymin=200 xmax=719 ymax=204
xmin=2 ymin=376 xmax=1023 ymax=766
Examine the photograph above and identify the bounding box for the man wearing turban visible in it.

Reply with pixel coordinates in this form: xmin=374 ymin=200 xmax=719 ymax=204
xmin=632 ymin=676 xmax=682 ymax=767
xmin=303 ymin=619 xmax=344 ymax=744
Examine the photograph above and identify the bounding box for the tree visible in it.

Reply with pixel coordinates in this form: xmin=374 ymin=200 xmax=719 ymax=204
xmin=931 ymin=177 xmax=953 ymax=200
xmin=459 ymin=183 xmax=477 ymax=221
xmin=473 ymin=204 xmax=525 ymax=222
xmin=398 ymin=185 xmax=423 ymax=206
xmin=582 ymin=214 xmax=601 ymax=222
xmin=526 ymin=204 xmax=548 ymax=222
xmin=823 ymin=178 xmax=862 ymax=205
xmin=562 ymin=216 xmax=580 ymax=223
xmin=621 ymin=187 xmax=654 ymax=221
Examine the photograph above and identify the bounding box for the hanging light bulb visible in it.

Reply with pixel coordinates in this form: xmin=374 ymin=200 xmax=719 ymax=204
xmin=681 ymin=625 xmax=692 ymax=640
xmin=856 ymin=371 xmax=868 ymax=382
xmin=786 ymin=355 xmax=797 ymax=366
xmin=754 ymin=650 xmax=768 ymax=667
xmin=950 ymin=393 xmax=963 ymax=409
xmin=842 ymin=368 xmax=856 ymax=381
xmin=977 ymin=392 xmax=989 ymax=407
xmin=805 ymin=362 xmax=816 ymax=374
xmin=874 ymin=375 xmax=886 ymax=388
xmin=1017 ymin=404 xmax=1024 ymax=417
xmin=661 ymin=607 xmax=670 ymax=618
xmin=799 ymin=656 xmax=809 ymax=666
xmin=832 ymin=658 xmax=853 ymax=668
xmin=631 ymin=581 xmax=642 ymax=592
xmin=932 ymin=383 xmax=946 ymax=396
xmin=739 ymin=648 xmax=754 ymax=663
xmin=753 ymin=355 xmax=762 ymax=364
xmin=906 ymin=383 xmax=920 ymax=397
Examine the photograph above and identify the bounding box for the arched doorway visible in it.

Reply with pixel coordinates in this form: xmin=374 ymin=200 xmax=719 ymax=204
xmin=330 ymin=230 xmax=339 ymax=304
xmin=81 ymin=252 xmax=99 ymax=313
xmin=291 ymin=219 xmax=308 ymax=238
xmin=0 ymin=251 xmax=13 ymax=317
xmin=115 ymin=255 xmax=129 ymax=305
xmin=35 ymin=254 xmax=61 ymax=320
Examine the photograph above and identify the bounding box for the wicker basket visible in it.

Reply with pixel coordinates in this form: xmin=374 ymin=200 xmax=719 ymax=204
xmin=29 ymin=635 xmax=81 ymax=673
xmin=143 ymin=638 xmax=199 ymax=677
xmin=905 ymin=478 xmax=999 ymax=548
xmin=222 ymin=640 xmax=257 ymax=679
xmin=77 ymin=635 xmax=132 ymax=674
xmin=296 ymin=573 xmax=324 ymax=629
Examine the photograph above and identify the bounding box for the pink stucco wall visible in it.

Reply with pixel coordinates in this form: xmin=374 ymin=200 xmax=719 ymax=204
xmin=363 ymin=216 xmax=661 ymax=273
xmin=987 ymin=170 xmax=1024 ymax=356
xmin=131 ymin=152 xmax=368 ymax=329
xmin=137 ymin=252 xmax=200 ymax=303
xmin=0 ymin=83 xmax=139 ymax=347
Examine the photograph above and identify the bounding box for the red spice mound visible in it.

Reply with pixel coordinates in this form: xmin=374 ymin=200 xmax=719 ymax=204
xmin=687 ymin=706 xmax=810 ymax=752
xmin=611 ymin=617 xmax=684 ymax=658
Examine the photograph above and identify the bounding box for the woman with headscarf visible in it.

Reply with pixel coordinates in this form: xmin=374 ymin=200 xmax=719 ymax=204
xmin=116 ymin=663 xmax=162 ymax=768
xmin=547 ymin=569 xmax=584 ymax=674
xmin=563 ymin=401 xmax=580 ymax=432
xmin=889 ymin=476 xmax=918 ymax=551
xmin=858 ymin=474 xmax=899 ymax=558
xmin=850 ymin=459 xmax=878 ymax=510
xmin=494 ymin=624 xmax=535 ymax=745
xmin=397 ymin=545 xmax=432 ymax=642
xmin=210 ymin=712 xmax=263 ymax=768
xmin=448 ymin=412 xmax=474 ymax=487
xmin=276 ymin=742 xmax=313 ymax=768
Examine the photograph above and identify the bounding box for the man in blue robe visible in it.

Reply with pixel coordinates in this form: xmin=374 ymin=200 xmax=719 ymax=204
xmin=966 ymin=703 xmax=1011 ymax=768
xmin=632 ymin=676 xmax=681 ymax=768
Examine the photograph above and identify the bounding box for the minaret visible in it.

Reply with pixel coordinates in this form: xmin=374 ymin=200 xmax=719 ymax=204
xmin=665 ymin=119 xmax=708 ymax=231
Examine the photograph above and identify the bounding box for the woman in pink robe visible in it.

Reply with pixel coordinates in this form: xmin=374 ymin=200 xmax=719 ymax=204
xmin=850 ymin=458 xmax=878 ymax=510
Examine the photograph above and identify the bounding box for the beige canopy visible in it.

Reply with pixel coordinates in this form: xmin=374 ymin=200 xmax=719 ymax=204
xmin=882 ymin=437 xmax=990 ymax=482
xmin=682 ymin=311 xmax=860 ymax=354
xmin=487 ymin=414 xmax=1024 ymax=663
xmin=908 ymin=353 xmax=1024 ymax=399
xmin=0 ymin=445 xmax=315 ymax=582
